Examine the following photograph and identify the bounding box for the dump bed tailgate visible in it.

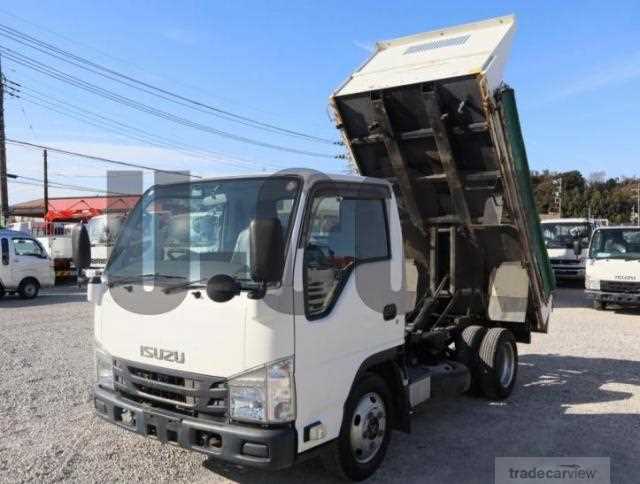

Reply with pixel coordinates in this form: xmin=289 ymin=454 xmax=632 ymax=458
xmin=331 ymin=15 xmax=553 ymax=332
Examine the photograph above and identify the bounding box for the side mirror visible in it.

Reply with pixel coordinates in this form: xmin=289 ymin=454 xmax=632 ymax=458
xmin=573 ymin=239 xmax=582 ymax=257
xmin=206 ymin=274 xmax=240 ymax=302
xmin=72 ymin=224 xmax=91 ymax=269
xmin=250 ymin=217 xmax=284 ymax=283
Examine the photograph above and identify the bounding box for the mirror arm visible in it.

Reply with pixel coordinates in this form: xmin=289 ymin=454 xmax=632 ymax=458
xmin=247 ymin=281 xmax=267 ymax=300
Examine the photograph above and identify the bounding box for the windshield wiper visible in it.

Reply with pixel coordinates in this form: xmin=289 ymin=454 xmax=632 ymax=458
xmin=162 ymin=274 xmax=258 ymax=295
xmin=108 ymin=273 xmax=186 ymax=288
xmin=162 ymin=277 xmax=209 ymax=294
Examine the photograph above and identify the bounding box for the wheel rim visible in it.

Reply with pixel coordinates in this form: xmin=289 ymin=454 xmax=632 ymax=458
xmin=349 ymin=391 xmax=386 ymax=464
xmin=498 ymin=341 xmax=515 ymax=388
xmin=24 ymin=283 xmax=36 ymax=297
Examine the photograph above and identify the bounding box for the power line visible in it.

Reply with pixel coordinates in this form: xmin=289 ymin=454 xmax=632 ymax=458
xmin=0 ymin=18 xmax=337 ymax=141
xmin=0 ymin=45 xmax=338 ymax=159
xmin=9 ymin=173 xmax=134 ymax=195
xmin=12 ymin=80 xmax=286 ymax=171
xmin=8 ymin=177 xmax=131 ymax=196
xmin=0 ymin=13 xmax=342 ymax=137
xmin=6 ymin=137 xmax=204 ymax=178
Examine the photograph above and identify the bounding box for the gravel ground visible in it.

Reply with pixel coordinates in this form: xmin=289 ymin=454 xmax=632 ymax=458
xmin=1 ymin=284 xmax=639 ymax=483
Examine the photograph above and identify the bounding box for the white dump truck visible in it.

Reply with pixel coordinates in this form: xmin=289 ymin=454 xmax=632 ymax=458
xmin=79 ymin=15 xmax=553 ymax=480
xmin=586 ymin=225 xmax=640 ymax=310
xmin=80 ymin=213 xmax=127 ymax=283
xmin=541 ymin=217 xmax=607 ymax=281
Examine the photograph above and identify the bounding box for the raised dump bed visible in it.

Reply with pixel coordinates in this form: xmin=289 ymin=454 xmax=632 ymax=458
xmin=331 ymin=15 xmax=553 ymax=335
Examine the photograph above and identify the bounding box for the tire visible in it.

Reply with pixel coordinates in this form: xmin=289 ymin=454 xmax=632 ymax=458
xmin=478 ymin=328 xmax=518 ymax=400
xmin=323 ymin=373 xmax=392 ymax=481
xmin=0 ymin=284 xmax=5 ymax=299
xmin=18 ymin=279 xmax=39 ymax=300
xmin=593 ymin=300 xmax=605 ymax=310
xmin=456 ymin=325 xmax=487 ymax=394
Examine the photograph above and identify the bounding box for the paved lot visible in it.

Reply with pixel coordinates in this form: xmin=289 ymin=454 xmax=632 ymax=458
xmin=1 ymin=285 xmax=639 ymax=483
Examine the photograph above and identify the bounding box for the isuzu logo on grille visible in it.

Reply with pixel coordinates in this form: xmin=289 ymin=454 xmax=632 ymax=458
xmin=614 ymin=275 xmax=636 ymax=281
xmin=140 ymin=345 xmax=185 ymax=364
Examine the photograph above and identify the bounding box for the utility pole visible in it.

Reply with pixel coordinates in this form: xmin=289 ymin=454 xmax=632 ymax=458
xmin=43 ymin=149 xmax=49 ymax=219
xmin=0 ymin=54 xmax=9 ymax=227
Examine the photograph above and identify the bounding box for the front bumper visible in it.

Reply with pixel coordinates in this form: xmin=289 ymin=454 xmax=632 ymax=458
xmin=94 ymin=386 xmax=297 ymax=470
xmin=586 ymin=290 xmax=640 ymax=304
xmin=551 ymin=267 xmax=585 ymax=280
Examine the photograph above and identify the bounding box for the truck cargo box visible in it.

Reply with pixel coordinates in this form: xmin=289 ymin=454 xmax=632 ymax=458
xmin=331 ymin=15 xmax=553 ymax=334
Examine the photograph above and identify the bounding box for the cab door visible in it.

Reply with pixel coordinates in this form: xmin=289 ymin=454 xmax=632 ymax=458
xmin=293 ymin=182 xmax=405 ymax=452
xmin=0 ymin=237 xmax=13 ymax=288
xmin=11 ymin=236 xmax=52 ymax=287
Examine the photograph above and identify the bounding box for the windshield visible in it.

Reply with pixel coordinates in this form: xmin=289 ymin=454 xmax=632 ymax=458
xmin=106 ymin=177 xmax=300 ymax=283
xmin=541 ymin=222 xmax=591 ymax=249
xmin=589 ymin=229 xmax=640 ymax=260
xmin=87 ymin=215 xmax=125 ymax=245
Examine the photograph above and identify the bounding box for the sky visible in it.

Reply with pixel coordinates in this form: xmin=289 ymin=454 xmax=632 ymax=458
xmin=1 ymin=1 xmax=639 ymax=204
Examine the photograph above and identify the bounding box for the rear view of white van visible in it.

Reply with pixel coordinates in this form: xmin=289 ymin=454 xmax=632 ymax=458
xmin=0 ymin=229 xmax=55 ymax=299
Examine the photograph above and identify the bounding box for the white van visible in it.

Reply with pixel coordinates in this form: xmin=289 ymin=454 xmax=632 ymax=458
xmin=0 ymin=229 xmax=55 ymax=299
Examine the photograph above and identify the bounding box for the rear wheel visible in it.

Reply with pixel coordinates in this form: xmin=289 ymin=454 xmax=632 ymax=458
xmin=478 ymin=328 xmax=518 ymax=400
xmin=324 ymin=373 xmax=392 ymax=481
xmin=456 ymin=325 xmax=487 ymax=394
xmin=18 ymin=279 xmax=39 ymax=299
xmin=593 ymin=300 xmax=606 ymax=310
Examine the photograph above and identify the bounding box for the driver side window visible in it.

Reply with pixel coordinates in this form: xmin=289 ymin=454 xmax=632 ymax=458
xmin=12 ymin=238 xmax=45 ymax=258
xmin=303 ymin=188 xmax=389 ymax=319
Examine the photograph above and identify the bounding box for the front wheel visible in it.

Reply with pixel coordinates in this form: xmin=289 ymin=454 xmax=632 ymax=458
xmin=18 ymin=279 xmax=39 ymax=299
xmin=324 ymin=373 xmax=392 ymax=481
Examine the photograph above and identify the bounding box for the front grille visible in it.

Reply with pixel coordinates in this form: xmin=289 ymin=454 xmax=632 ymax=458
xmin=551 ymin=259 xmax=581 ymax=265
xmin=113 ymin=359 xmax=227 ymax=420
xmin=601 ymin=280 xmax=640 ymax=293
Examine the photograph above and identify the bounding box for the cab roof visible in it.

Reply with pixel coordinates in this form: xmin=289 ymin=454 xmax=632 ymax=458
xmin=541 ymin=218 xmax=590 ymax=224
xmin=0 ymin=229 xmax=30 ymax=237
xmin=156 ymin=169 xmax=391 ymax=189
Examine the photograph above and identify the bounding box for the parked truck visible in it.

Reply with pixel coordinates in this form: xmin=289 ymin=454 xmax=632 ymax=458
xmin=79 ymin=15 xmax=553 ymax=480
xmin=541 ymin=217 xmax=607 ymax=281
xmin=80 ymin=213 xmax=127 ymax=283
xmin=586 ymin=225 xmax=640 ymax=309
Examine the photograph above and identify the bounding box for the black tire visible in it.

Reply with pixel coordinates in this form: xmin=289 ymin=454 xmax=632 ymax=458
xmin=323 ymin=373 xmax=392 ymax=481
xmin=456 ymin=325 xmax=487 ymax=394
xmin=478 ymin=328 xmax=518 ymax=400
xmin=0 ymin=284 xmax=5 ymax=299
xmin=593 ymin=300 xmax=605 ymax=310
xmin=18 ymin=278 xmax=39 ymax=299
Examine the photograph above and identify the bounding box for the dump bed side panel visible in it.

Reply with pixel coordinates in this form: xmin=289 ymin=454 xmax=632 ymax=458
xmin=496 ymin=89 xmax=555 ymax=300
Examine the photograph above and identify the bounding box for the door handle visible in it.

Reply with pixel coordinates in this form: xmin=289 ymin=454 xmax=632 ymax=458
xmin=383 ymin=304 xmax=397 ymax=321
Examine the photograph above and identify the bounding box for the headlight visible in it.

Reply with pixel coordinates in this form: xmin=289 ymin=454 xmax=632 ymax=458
xmin=229 ymin=357 xmax=295 ymax=424
xmin=95 ymin=342 xmax=114 ymax=390
xmin=586 ymin=277 xmax=600 ymax=290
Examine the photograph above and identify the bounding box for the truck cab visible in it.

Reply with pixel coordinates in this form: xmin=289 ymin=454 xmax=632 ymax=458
xmin=541 ymin=218 xmax=605 ymax=281
xmin=586 ymin=226 xmax=640 ymax=309
xmin=0 ymin=229 xmax=55 ymax=299
xmin=83 ymin=213 xmax=127 ymax=281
